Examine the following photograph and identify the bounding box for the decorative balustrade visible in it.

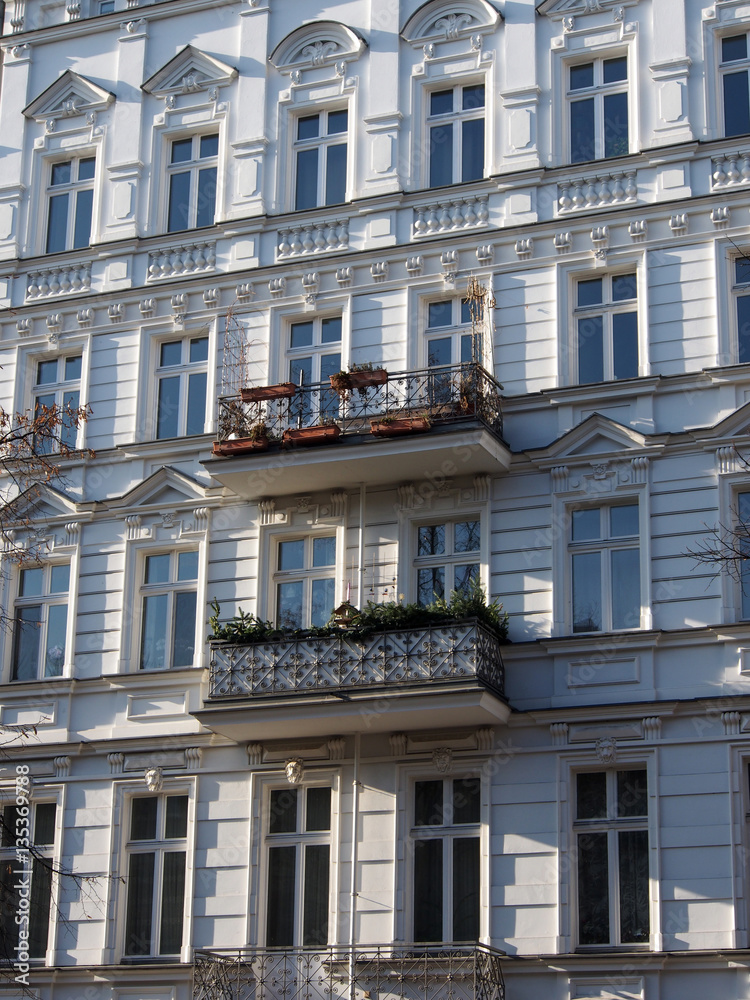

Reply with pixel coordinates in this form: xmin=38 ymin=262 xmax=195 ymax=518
xmin=147 ymin=240 xmax=216 ymax=280
xmin=209 ymin=619 xmax=504 ymax=700
xmin=711 ymin=151 xmax=750 ymax=188
xmin=557 ymin=169 xmax=637 ymax=213
xmin=412 ymin=195 xmax=489 ymax=237
xmin=277 ymin=219 xmax=350 ymax=258
xmin=26 ymin=262 xmax=92 ymax=299
xmin=194 ymin=945 xmax=505 ymax=1000
xmin=215 ymin=362 xmax=503 ymax=447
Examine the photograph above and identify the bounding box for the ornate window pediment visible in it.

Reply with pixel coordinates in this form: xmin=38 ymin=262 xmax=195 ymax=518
xmin=23 ymin=70 xmax=114 ymax=123
xmin=529 ymin=413 xmax=655 ymax=470
xmin=270 ymin=21 xmax=366 ymax=72
xmin=536 ymin=0 xmax=639 ymax=18
xmin=401 ymin=0 xmax=501 ymax=44
xmin=113 ymin=467 xmax=210 ymax=510
xmin=142 ymin=45 xmax=237 ymax=98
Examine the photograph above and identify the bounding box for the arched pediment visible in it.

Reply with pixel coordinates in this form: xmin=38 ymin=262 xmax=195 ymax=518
xmin=401 ymin=0 xmax=501 ymax=43
xmin=270 ymin=21 xmax=366 ymax=71
xmin=24 ymin=70 xmax=114 ymax=123
xmin=142 ymin=45 xmax=237 ymax=97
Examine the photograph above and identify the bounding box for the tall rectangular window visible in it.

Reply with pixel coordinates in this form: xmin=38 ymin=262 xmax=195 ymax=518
xmin=167 ymin=134 xmax=218 ymax=232
xmin=568 ymin=57 xmax=629 ymax=163
xmin=12 ymin=564 xmax=70 ymax=681
xmin=274 ymin=536 xmax=336 ymax=629
xmin=265 ymin=785 xmax=331 ymax=947
xmin=721 ymin=33 xmax=750 ymax=137
xmin=575 ymin=273 xmax=638 ymax=383
xmin=1 ymin=801 xmax=56 ymax=960
xmin=124 ymin=794 xmax=188 ymax=957
xmin=45 ymin=156 xmax=95 ymax=253
xmin=139 ymin=551 xmax=198 ymax=670
xmin=426 ymin=298 xmax=481 ymax=368
xmin=575 ymin=769 xmax=649 ymax=947
xmin=33 ymin=354 xmax=82 ymax=454
xmin=411 ymin=777 xmax=481 ymax=943
xmin=287 ymin=316 xmax=341 ymax=425
xmin=734 ymin=257 xmax=750 ymax=364
xmin=415 ymin=520 xmax=480 ymax=605
xmin=570 ymin=504 xmax=641 ymax=633
xmin=155 ymin=335 xmax=208 ymax=439
xmin=428 ymin=84 xmax=485 ymax=188
xmin=294 ymin=110 xmax=348 ymax=211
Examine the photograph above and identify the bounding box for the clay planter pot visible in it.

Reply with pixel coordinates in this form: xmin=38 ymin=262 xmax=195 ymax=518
xmin=213 ymin=437 xmax=270 ymax=456
xmin=331 ymin=369 xmax=388 ymax=392
xmin=241 ymin=383 xmax=296 ymax=403
xmin=370 ymin=417 xmax=431 ymax=437
xmin=282 ymin=425 xmax=342 ymax=447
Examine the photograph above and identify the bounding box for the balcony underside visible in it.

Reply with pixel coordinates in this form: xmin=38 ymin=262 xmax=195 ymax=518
xmin=203 ymin=422 xmax=512 ymax=499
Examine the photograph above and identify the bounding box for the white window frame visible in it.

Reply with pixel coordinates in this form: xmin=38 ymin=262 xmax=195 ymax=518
xmin=413 ymin=517 xmax=483 ymax=606
xmin=273 ymin=534 xmax=338 ymax=630
xmin=731 ymin=250 xmax=750 ymax=366
xmin=425 ymin=80 xmax=486 ymax=189
xmin=10 ymin=561 xmax=73 ymax=683
xmin=571 ymin=270 xmax=639 ymax=385
xmin=153 ymin=330 xmax=211 ymax=441
xmin=703 ymin=3 xmax=750 ymax=142
xmin=566 ymin=53 xmax=630 ymax=165
xmin=715 ymin=474 xmax=750 ymax=624
xmin=138 ymin=548 xmax=200 ymax=672
xmin=286 ymin=314 xmax=344 ymax=389
xmin=165 ymin=131 xmax=220 ymax=233
xmin=269 ymin=300 xmax=351 ymax=385
xmin=43 ymin=153 xmax=97 ymax=254
xmin=291 ymin=106 xmax=350 ymax=212
xmin=31 ymin=351 xmax=85 ymax=453
xmin=413 ymin=283 xmax=495 ymax=375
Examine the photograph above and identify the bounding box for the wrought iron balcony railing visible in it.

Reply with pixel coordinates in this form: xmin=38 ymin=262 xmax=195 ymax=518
xmin=194 ymin=944 xmax=506 ymax=1000
xmin=208 ymin=619 xmax=504 ymax=701
xmin=215 ymin=363 xmax=503 ymax=448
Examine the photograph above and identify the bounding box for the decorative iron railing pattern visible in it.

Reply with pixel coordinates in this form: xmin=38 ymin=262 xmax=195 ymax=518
xmin=215 ymin=363 xmax=503 ymax=444
xmin=209 ymin=620 xmax=504 ymax=700
xmin=193 ymin=944 xmax=506 ymax=1000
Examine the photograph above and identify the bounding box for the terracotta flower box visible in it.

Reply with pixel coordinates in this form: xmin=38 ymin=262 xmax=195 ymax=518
xmin=213 ymin=436 xmax=270 ymax=456
xmin=282 ymin=424 xmax=342 ymax=447
xmin=330 ymin=369 xmax=388 ymax=393
xmin=370 ymin=416 xmax=431 ymax=437
xmin=241 ymin=383 xmax=297 ymax=403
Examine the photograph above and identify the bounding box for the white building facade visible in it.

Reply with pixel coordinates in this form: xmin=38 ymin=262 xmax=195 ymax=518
xmin=1 ymin=0 xmax=750 ymax=998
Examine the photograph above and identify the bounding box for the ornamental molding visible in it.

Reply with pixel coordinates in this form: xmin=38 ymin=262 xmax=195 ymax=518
xmin=537 ymin=0 xmax=639 ymax=19
xmin=142 ymin=45 xmax=237 ymax=97
xmin=24 ymin=70 xmax=115 ymax=123
xmin=270 ymin=21 xmax=366 ymax=72
xmin=401 ymin=0 xmax=502 ymax=45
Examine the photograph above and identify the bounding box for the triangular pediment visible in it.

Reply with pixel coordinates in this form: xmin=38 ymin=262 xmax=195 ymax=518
xmin=114 ymin=467 xmax=209 ymax=510
xmin=142 ymin=46 xmax=237 ymax=97
xmin=402 ymin=0 xmax=501 ymax=42
xmin=270 ymin=22 xmax=366 ymax=70
xmin=24 ymin=70 xmax=115 ymax=122
xmin=691 ymin=399 xmax=750 ymax=445
xmin=528 ymin=414 xmax=658 ymax=466
xmin=537 ymin=0 xmax=639 ymax=17
xmin=2 ymin=483 xmax=83 ymax=526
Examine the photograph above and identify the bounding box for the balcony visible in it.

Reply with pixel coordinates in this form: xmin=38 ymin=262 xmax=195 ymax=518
xmin=194 ymin=944 xmax=506 ymax=1000
xmin=195 ymin=619 xmax=509 ymax=740
xmin=203 ymin=363 xmax=511 ymax=499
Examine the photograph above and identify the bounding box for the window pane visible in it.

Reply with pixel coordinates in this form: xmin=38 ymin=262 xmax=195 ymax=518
xmin=461 ymin=333 xmax=479 ymax=363
xmin=21 ymin=567 xmax=44 ymax=596
xmin=570 ymin=63 xmax=594 ymax=90
xmin=617 ymin=769 xmax=648 ymax=818
xmin=173 ymin=591 xmax=196 ymax=667
xmin=12 ymin=606 xmax=42 ymax=682
xmin=29 ymin=857 xmax=52 ymax=958
xmin=428 ymin=302 xmax=453 ymax=328
xmin=196 ymin=166 xmax=217 ymax=227
xmin=78 ymin=157 xmax=96 ymax=181
xmin=50 ymin=564 xmax=70 ymax=594
xmin=572 ymin=509 xmax=600 ymax=543
xmin=429 ymin=123 xmax=453 ymax=187
xmin=311 ymin=578 xmax=335 ymax=628
xmin=73 ymin=188 xmax=93 ymax=249
xmin=327 ymin=110 xmax=348 ymax=135
xmin=297 ymin=115 xmax=319 ymax=140
xmin=141 ymin=594 xmax=168 ymax=669
xmin=186 ymin=372 xmax=207 ymax=436
xmin=295 ymin=148 xmax=319 ymax=210
xmin=612 ymin=273 xmax=637 ymax=301
xmin=125 ymin=852 xmax=155 ymax=955
xmin=577 ymin=278 xmax=603 ymax=307
xmin=303 ymin=844 xmax=330 ymax=946
xmin=578 ymin=315 xmax=604 ymax=383
xmin=167 ymin=171 xmax=191 ymax=232
xmin=165 ymin=796 xmax=189 ymax=839
xmin=603 ymin=56 xmax=627 ymax=84
xmin=36 ymin=360 xmax=58 ymax=386
xmin=279 ymin=539 xmax=305 ymax=571
xmin=570 ymin=97 xmax=595 ymax=163
xmin=306 ymin=787 xmax=331 ymax=832
xmin=291 ymin=322 xmax=314 ymax=349
xmin=431 ymin=90 xmax=453 ymax=116
xmin=45 ymin=603 xmax=67 ymax=677
xmin=321 ymin=317 xmax=342 ymax=343
xmin=610 ymin=505 xmax=639 ymax=537
xmin=576 ymin=771 xmax=607 ymax=819
xmin=415 ymin=780 xmax=443 ymax=826
xmin=742 ymin=493 xmax=750 ymax=618
xmin=572 ymin=551 xmax=602 ymax=632
xmin=278 ymin=581 xmax=304 ymax=629
xmin=738 ymin=293 xmax=750 ymax=363
xmin=723 ymin=34 xmax=748 ymax=62
xmin=34 ymin=803 xmax=56 ymax=847
xmin=189 ymin=337 xmax=209 ymax=364
xmin=454 ymin=563 xmax=479 ymax=593
xmin=455 ymin=521 xmax=480 ymax=553
xmin=578 ymin=832 xmax=610 ymax=944
xmin=266 ymin=846 xmax=296 ymax=947
xmin=269 ymin=788 xmax=298 ymax=834
xmin=61 ymin=389 xmax=80 ymax=449
xmin=171 ymin=139 xmax=193 ymax=164
xmin=611 ymin=548 xmax=640 ymax=630
xmin=160 ymin=341 xmax=182 ymax=367
xmin=1 ymin=807 xmax=18 ymax=848
xmin=461 ymin=117 xmax=484 ymax=182
xmin=427 ymin=337 xmax=452 ymax=367
xmin=46 ymin=193 xmax=69 ymax=253
xmin=313 ymin=536 xmax=336 ymax=567
xmin=418 ymin=567 xmax=444 ymax=605
xmin=156 ymin=376 xmax=180 ymax=439
xmin=159 ymin=851 xmax=186 ymax=954
xmin=453 ymin=837 xmax=480 ymax=941
xmin=414 ymin=839 xmax=443 ymax=942
xmin=462 ymin=84 xmax=485 ymax=110
xmin=145 ymin=554 xmax=170 ymax=584
xmin=453 ymin=778 xmax=480 ymax=824
xmin=51 ymin=161 xmax=72 ymax=186
xmin=618 ymin=830 xmax=649 ymax=943
xmin=603 ymin=91 xmax=629 ymax=158
xmin=177 ymin=551 xmax=199 ymax=582
xmin=325 ymin=143 xmax=347 ymax=205
xmin=724 ymin=70 xmax=750 ymax=137
xmin=612 ymin=312 xmax=638 ymax=379
xmin=419 ymin=524 xmax=445 ymax=556
xmin=200 ymin=134 xmax=219 ymax=158
xmin=131 ymin=798 xmax=158 ymax=841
